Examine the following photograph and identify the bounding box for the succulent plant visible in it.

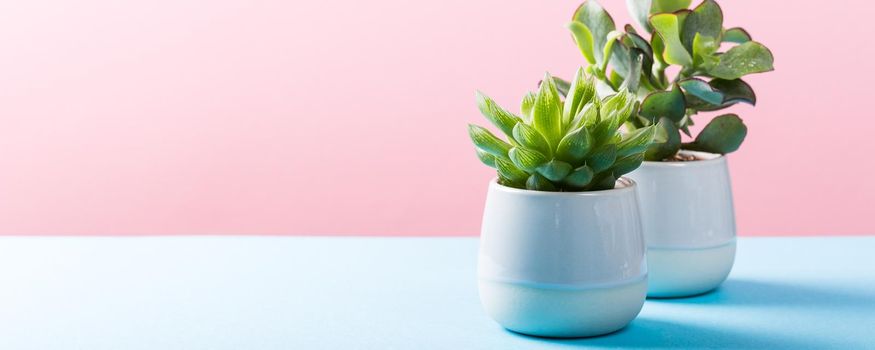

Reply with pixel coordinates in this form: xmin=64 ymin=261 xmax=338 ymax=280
xmin=565 ymin=0 xmax=774 ymax=160
xmin=468 ymin=69 xmax=665 ymax=192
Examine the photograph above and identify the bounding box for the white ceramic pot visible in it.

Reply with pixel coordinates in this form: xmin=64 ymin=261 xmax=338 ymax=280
xmin=478 ymin=178 xmax=647 ymax=338
xmin=626 ymin=151 xmax=736 ymax=298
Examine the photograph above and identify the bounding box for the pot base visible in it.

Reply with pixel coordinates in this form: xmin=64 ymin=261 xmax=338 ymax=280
xmin=478 ymin=277 xmax=647 ymax=338
xmin=646 ymin=241 xmax=736 ymax=298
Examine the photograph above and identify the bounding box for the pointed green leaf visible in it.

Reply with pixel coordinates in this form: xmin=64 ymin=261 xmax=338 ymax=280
xmin=679 ymin=78 xmax=723 ymax=105
xmin=475 ymin=91 xmax=522 ymax=137
xmin=567 ymin=21 xmax=597 ymax=65
xmin=537 ymin=160 xmax=573 ymax=182
xmin=512 ymin=123 xmax=551 ymax=156
xmin=556 ymin=126 xmax=593 ymax=164
xmin=650 ymin=13 xmax=693 ymax=66
xmin=508 ymin=147 xmax=548 ymax=172
xmin=617 ymin=125 xmax=660 ymax=157
xmin=681 ymin=0 xmax=723 ymax=53
xmin=571 ymin=101 xmax=600 ymax=130
xmin=564 ymin=165 xmax=594 ymax=188
xmin=475 ymin=149 xmax=497 ymax=168
xmin=708 ymin=41 xmax=775 ymax=80
xmin=588 ymin=173 xmax=617 ymax=191
xmin=520 ymin=92 xmax=537 ymax=121
xmin=573 ymin=1 xmax=616 ymax=65
xmin=723 ymin=27 xmax=751 ymax=44
xmin=495 ymin=158 xmax=529 ymax=185
xmin=563 ymin=68 xmax=596 ymax=126
xmin=639 ymin=84 xmax=686 ymax=123
xmin=468 ymin=124 xmax=512 ymax=158
xmin=685 ymin=114 xmax=747 ymax=154
xmin=612 ymin=153 xmax=645 ymax=177
xmin=533 ymin=73 xmax=563 ymax=146
xmin=586 ymin=144 xmax=617 ymax=173
xmin=651 ymin=0 xmax=692 ymax=13
xmin=645 ymin=117 xmax=681 ymax=160
xmin=526 ymin=173 xmax=556 ymax=191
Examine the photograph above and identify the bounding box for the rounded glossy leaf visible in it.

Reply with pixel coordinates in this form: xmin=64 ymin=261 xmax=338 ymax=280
xmin=707 ymin=41 xmax=775 ymax=80
xmin=645 ymin=117 xmax=681 ymax=160
xmin=681 ymin=0 xmax=723 ymax=53
xmin=679 ymin=78 xmax=723 ymax=105
xmin=723 ymin=27 xmax=751 ymax=44
xmin=686 ymin=114 xmax=748 ymax=154
xmin=650 ymin=13 xmax=693 ymax=66
xmin=573 ymin=1 xmax=617 ymax=65
xmin=639 ymin=84 xmax=686 ymax=123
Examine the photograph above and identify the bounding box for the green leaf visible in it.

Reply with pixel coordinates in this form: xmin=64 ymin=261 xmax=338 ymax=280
xmin=475 ymin=91 xmax=522 ymax=137
xmin=639 ymin=83 xmax=686 ymax=123
xmin=586 ymin=144 xmax=617 ymax=173
xmin=553 ymin=77 xmax=572 ymax=97
xmin=650 ymin=13 xmax=693 ymax=66
xmin=612 ymin=153 xmax=645 ymax=177
xmin=680 ymin=0 xmax=723 ymax=53
xmin=723 ymin=27 xmax=751 ymax=44
xmin=533 ymin=73 xmax=563 ymax=147
xmin=475 ymin=149 xmax=497 ymax=168
xmin=685 ymin=114 xmax=748 ymax=154
xmin=588 ymin=173 xmax=617 ymax=191
xmin=711 ymin=78 xmax=756 ymax=106
xmin=573 ymin=1 xmax=616 ymax=65
xmin=512 ymin=123 xmax=551 ymax=156
xmin=679 ymin=78 xmax=723 ymax=105
xmin=537 ymin=160 xmax=573 ymax=182
xmin=571 ymin=101 xmax=600 ymax=130
xmin=520 ymin=92 xmax=537 ymax=121
xmin=526 ymin=173 xmax=556 ymax=191
xmin=509 ymin=147 xmax=549 ymax=172
xmin=645 ymin=117 xmax=681 ymax=160
xmin=651 ymin=0 xmax=692 ymax=13
xmin=562 ymin=68 xmax=596 ymax=127
xmin=564 ymin=165 xmax=594 ymax=188
xmin=617 ymin=125 xmax=660 ymax=157
xmin=691 ymin=33 xmax=720 ymax=70
xmin=567 ymin=21 xmax=597 ymax=65
xmin=495 ymin=158 xmax=528 ymax=185
xmin=707 ymin=41 xmax=775 ymax=80
xmin=555 ymin=126 xmax=593 ymax=164
xmin=468 ymin=124 xmax=512 ymax=158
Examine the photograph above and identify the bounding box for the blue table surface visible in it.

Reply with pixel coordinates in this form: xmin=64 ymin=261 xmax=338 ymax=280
xmin=0 ymin=236 xmax=873 ymax=349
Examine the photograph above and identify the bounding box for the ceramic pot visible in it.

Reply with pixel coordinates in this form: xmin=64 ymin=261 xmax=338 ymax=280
xmin=478 ymin=178 xmax=647 ymax=338
xmin=627 ymin=151 xmax=736 ymax=298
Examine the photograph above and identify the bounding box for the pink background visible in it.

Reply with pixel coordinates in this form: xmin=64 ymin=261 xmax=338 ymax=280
xmin=0 ymin=0 xmax=872 ymax=235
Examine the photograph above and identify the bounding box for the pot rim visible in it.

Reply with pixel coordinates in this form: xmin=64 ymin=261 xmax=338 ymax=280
xmin=489 ymin=177 xmax=636 ymax=197
xmin=642 ymin=150 xmax=726 ymax=168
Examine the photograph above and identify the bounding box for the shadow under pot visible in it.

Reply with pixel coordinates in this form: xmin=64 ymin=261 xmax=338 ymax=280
xmin=478 ymin=178 xmax=647 ymax=338
xmin=626 ymin=151 xmax=736 ymax=298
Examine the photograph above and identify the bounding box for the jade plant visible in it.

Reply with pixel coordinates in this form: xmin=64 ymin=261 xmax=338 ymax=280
xmin=468 ymin=69 xmax=665 ymax=191
xmin=565 ymin=0 xmax=774 ymax=160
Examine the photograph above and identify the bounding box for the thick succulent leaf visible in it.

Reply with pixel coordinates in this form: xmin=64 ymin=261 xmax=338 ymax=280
xmin=475 ymin=91 xmax=522 ymax=137
xmin=563 ymin=68 xmax=595 ymax=126
xmin=537 ymin=160 xmax=573 ymax=182
xmin=679 ymin=78 xmax=723 ymax=105
xmin=626 ymin=0 xmax=653 ymax=32
xmin=650 ymin=13 xmax=693 ymax=66
xmin=495 ymin=158 xmax=529 ymax=185
xmin=567 ymin=21 xmax=597 ymax=65
xmin=520 ymin=92 xmax=537 ymax=121
xmin=512 ymin=123 xmax=551 ymax=157
xmin=650 ymin=30 xmax=667 ymax=66
xmin=691 ymin=33 xmax=720 ymax=70
xmin=556 ymin=126 xmax=593 ymax=164
xmin=723 ymin=27 xmax=752 ymax=44
xmin=711 ymin=78 xmax=756 ymax=106
xmin=708 ymin=41 xmax=775 ymax=80
xmin=468 ymin=124 xmax=512 ymax=158
xmin=509 ymin=147 xmax=549 ymax=172
xmin=651 ymin=0 xmax=692 ymax=13
xmin=612 ymin=153 xmax=645 ymax=177
xmin=588 ymin=173 xmax=617 ymax=191
xmin=553 ymin=77 xmax=572 ymax=97
xmin=681 ymin=0 xmax=723 ymax=53
xmin=564 ymin=165 xmax=594 ymax=188
xmin=639 ymin=84 xmax=686 ymax=123
xmin=645 ymin=117 xmax=681 ymax=160
xmin=586 ymin=144 xmax=617 ymax=173
xmin=571 ymin=102 xmax=600 ymax=130
xmin=476 ymin=149 xmax=497 ymax=168
xmin=685 ymin=114 xmax=747 ymax=154
xmin=533 ymin=74 xmax=563 ymax=146
xmin=617 ymin=125 xmax=660 ymax=157
xmin=573 ymin=1 xmax=616 ymax=65
xmin=526 ymin=173 xmax=556 ymax=191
